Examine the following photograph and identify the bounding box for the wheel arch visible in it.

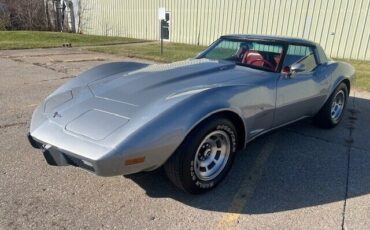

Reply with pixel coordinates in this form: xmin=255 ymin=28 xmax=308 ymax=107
xmin=342 ymin=78 xmax=351 ymax=95
xmin=183 ymin=109 xmax=246 ymax=151
xmin=328 ymin=76 xmax=351 ymax=101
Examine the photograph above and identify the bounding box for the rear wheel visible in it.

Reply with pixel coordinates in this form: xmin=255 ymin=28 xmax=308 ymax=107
xmin=314 ymin=83 xmax=348 ymax=128
xmin=164 ymin=117 xmax=238 ymax=194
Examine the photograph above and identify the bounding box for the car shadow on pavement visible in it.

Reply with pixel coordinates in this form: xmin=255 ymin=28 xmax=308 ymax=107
xmin=129 ymin=96 xmax=370 ymax=214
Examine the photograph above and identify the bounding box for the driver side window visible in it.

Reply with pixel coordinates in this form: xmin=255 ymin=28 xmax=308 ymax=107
xmin=283 ymin=45 xmax=317 ymax=73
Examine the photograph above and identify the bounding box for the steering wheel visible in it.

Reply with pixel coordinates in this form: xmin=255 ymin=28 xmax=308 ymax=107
xmin=234 ymin=48 xmax=248 ymax=60
xmin=249 ymin=59 xmax=275 ymax=70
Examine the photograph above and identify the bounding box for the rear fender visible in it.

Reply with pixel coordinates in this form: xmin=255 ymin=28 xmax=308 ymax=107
xmin=324 ymin=62 xmax=354 ymax=104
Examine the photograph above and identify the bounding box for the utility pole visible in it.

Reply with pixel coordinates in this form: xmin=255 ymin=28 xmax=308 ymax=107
xmin=160 ymin=19 xmax=163 ymax=55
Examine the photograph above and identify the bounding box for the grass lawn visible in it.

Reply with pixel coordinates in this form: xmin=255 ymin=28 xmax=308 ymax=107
xmin=88 ymin=42 xmax=207 ymax=63
xmin=336 ymin=59 xmax=370 ymax=92
xmin=0 ymin=31 xmax=144 ymax=50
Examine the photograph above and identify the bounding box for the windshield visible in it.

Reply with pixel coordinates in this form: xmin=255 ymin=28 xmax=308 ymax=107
xmin=200 ymin=38 xmax=284 ymax=72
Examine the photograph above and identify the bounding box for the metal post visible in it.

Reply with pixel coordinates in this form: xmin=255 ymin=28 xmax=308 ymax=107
xmin=160 ymin=19 xmax=163 ymax=55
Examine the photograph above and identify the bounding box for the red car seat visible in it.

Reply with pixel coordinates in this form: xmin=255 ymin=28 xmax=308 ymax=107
xmin=242 ymin=51 xmax=265 ymax=67
xmin=242 ymin=51 xmax=276 ymax=71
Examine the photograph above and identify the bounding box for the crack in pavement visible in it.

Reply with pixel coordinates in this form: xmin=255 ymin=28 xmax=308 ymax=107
xmin=62 ymin=58 xmax=108 ymax=63
xmin=0 ymin=52 xmax=91 ymax=59
xmin=5 ymin=56 xmax=69 ymax=75
xmin=40 ymin=75 xmax=74 ymax=81
xmin=15 ymin=70 xmax=75 ymax=85
xmin=283 ymin=128 xmax=338 ymax=144
xmin=283 ymin=127 xmax=368 ymax=152
xmin=341 ymin=100 xmax=359 ymax=230
xmin=7 ymin=55 xmax=99 ymax=75
xmin=0 ymin=122 xmax=27 ymax=129
xmin=31 ymin=62 xmax=68 ymax=74
xmin=2 ymin=56 xmax=80 ymax=86
xmin=22 ymin=75 xmax=75 ymax=85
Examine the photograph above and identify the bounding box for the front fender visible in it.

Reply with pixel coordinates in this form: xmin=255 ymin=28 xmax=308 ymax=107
xmin=99 ymin=86 xmax=249 ymax=175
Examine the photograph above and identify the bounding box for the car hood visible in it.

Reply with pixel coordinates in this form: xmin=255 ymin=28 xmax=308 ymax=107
xmin=87 ymin=59 xmax=238 ymax=106
xmin=32 ymin=59 xmax=267 ymax=142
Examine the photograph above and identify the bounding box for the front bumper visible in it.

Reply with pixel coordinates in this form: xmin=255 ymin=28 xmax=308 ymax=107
xmin=28 ymin=133 xmax=95 ymax=173
xmin=27 ymin=132 xmax=163 ymax=176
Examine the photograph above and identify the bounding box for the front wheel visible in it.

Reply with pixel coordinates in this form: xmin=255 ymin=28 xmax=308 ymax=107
xmin=164 ymin=117 xmax=238 ymax=194
xmin=314 ymin=83 xmax=348 ymax=128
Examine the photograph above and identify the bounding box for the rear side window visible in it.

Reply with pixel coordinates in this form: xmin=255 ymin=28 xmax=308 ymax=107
xmin=283 ymin=45 xmax=318 ymax=72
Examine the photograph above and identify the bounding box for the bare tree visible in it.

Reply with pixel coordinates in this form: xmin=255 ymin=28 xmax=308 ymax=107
xmin=0 ymin=2 xmax=10 ymax=30
xmin=77 ymin=0 xmax=91 ymax=34
xmin=0 ymin=0 xmax=48 ymax=30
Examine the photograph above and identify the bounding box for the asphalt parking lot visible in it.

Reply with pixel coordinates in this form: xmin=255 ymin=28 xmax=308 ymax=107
xmin=0 ymin=48 xmax=369 ymax=230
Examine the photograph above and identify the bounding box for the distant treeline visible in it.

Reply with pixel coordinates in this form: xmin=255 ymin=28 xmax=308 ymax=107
xmin=0 ymin=0 xmax=48 ymax=30
xmin=0 ymin=0 xmax=78 ymax=32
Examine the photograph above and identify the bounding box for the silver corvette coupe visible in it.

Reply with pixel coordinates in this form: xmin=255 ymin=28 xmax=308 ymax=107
xmin=28 ymin=35 xmax=354 ymax=193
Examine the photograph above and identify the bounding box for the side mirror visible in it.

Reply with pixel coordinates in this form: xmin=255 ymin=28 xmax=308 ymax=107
xmin=289 ymin=63 xmax=305 ymax=75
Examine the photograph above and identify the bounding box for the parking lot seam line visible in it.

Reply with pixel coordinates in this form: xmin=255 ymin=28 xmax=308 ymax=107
xmin=283 ymin=128 xmax=367 ymax=152
xmin=341 ymin=98 xmax=358 ymax=230
xmin=217 ymin=134 xmax=278 ymax=230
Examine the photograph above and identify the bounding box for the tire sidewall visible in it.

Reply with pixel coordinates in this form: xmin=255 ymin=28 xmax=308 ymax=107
xmin=180 ymin=118 xmax=238 ymax=193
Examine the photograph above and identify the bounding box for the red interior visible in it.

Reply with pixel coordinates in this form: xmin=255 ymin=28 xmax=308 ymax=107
xmin=242 ymin=51 xmax=265 ymax=67
xmin=274 ymin=55 xmax=281 ymax=66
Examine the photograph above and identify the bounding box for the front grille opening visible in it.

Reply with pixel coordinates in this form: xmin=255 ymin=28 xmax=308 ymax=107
xmin=65 ymin=155 xmax=95 ymax=172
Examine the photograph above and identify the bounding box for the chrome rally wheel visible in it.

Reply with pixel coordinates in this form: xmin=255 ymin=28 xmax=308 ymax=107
xmin=194 ymin=130 xmax=231 ymax=181
xmin=164 ymin=117 xmax=238 ymax=194
xmin=330 ymin=90 xmax=345 ymax=122
xmin=314 ymin=82 xmax=348 ymax=128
